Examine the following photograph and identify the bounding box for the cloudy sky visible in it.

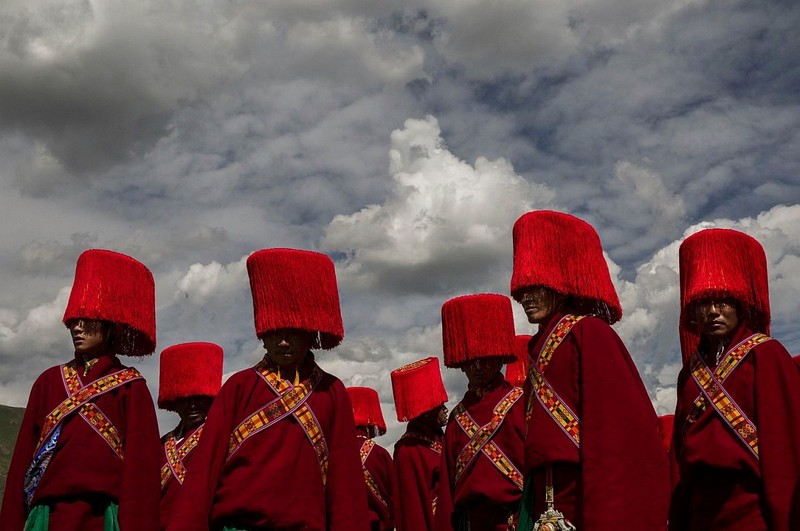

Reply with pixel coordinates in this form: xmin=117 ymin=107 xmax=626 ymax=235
xmin=1 ymin=0 xmax=799 ymax=444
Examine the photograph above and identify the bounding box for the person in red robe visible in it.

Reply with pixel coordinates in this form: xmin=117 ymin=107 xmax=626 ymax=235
xmin=0 ymin=249 xmax=162 ymax=531
xmin=391 ymin=357 xmax=449 ymax=531
xmin=669 ymin=228 xmax=800 ymax=531
xmin=511 ymin=210 xmax=671 ymax=530
xmin=167 ymin=248 xmax=369 ymax=531
xmin=158 ymin=342 xmax=223 ymax=530
xmin=347 ymin=386 xmax=395 ymax=531
xmin=435 ymin=294 xmax=525 ymax=531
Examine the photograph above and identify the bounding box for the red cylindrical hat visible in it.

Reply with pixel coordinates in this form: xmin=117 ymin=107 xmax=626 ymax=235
xmin=391 ymin=357 xmax=448 ymax=422
xmin=347 ymin=387 xmax=387 ymax=435
xmin=505 ymin=334 xmax=532 ymax=387
xmin=658 ymin=414 xmax=675 ymax=454
xmin=678 ymin=228 xmax=770 ymax=361
xmin=158 ymin=342 xmax=224 ymax=411
xmin=441 ymin=294 xmax=516 ymax=368
xmin=63 ymin=249 xmax=156 ymax=357
xmin=510 ymin=210 xmax=622 ymax=324
xmin=246 ymin=248 xmax=344 ymax=349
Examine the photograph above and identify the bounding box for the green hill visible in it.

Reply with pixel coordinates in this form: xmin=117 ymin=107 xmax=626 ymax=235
xmin=0 ymin=404 xmax=25 ymax=502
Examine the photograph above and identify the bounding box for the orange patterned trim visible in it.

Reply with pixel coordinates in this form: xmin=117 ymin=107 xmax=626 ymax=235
xmin=360 ymin=438 xmax=389 ymax=509
xmin=161 ymin=425 xmax=204 ymax=488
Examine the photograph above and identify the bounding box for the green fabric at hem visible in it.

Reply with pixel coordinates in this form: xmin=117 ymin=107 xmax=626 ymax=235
xmin=24 ymin=502 xmax=119 ymax=531
xmin=517 ymin=476 xmax=536 ymax=531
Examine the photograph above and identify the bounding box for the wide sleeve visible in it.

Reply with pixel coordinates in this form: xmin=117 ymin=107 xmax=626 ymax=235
xmin=118 ymin=379 xmax=162 ymax=530
xmin=434 ymin=421 xmax=456 ymax=531
xmin=381 ymin=449 xmax=396 ymax=530
xmin=166 ymin=379 xmax=238 ymax=531
xmin=577 ymin=318 xmax=671 ymax=531
xmin=754 ymin=342 xmax=800 ymax=530
xmin=325 ymin=382 xmax=370 ymax=530
xmin=0 ymin=376 xmax=46 ymax=531
xmin=394 ymin=445 xmax=434 ymax=531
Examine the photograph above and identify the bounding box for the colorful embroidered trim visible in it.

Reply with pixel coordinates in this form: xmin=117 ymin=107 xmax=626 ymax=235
xmin=34 ymin=362 xmax=142 ymax=458
xmin=453 ymin=387 xmax=524 ymax=491
xmin=227 ymin=362 xmax=329 ymax=485
xmin=399 ymin=432 xmax=443 ymax=454
xmin=688 ymin=336 xmax=769 ymax=460
xmin=161 ymin=426 xmax=205 ymax=488
xmin=527 ymin=314 xmax=584 ymax=447
xmin=359 ymin=438 xmax=389 ymax=509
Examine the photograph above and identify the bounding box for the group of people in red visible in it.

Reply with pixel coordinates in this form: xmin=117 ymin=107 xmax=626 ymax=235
xmin=1 ymin=209 xmax=799 ymax=531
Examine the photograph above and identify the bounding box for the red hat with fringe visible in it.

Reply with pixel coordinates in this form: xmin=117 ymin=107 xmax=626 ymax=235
xmin=441 ymin=293 xmax=516 ymax=368
xmin=511 ymin=210 xmax=622 ymax=324
xmin=246 ymin=248 xmax=344 ymax=349
xmin=658 ymin=414 xmax=675 ymax=454
xmin=391 ymin=357 xmax=448 ymax=422
xmin=63 ymin=249 xmax=156 ymax=357
xmin=347 ymin=387 xmax=387 ymax=436
xmin=158 ymin=342 xmax=224 ymax=411
xmin=505 ymin=335 xmax=532 ymax=387
xmin=678 ymin=228 xmax=770 ymax=361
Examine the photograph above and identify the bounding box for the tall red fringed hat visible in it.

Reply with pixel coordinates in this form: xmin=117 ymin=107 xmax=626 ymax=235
xmin=391 ymin=357 xmax=448 ymax=422
xmin=347 ymin=387 xmax=387 ymax=436
xmin=658 ymin=414 xmax=675 ymax=454
xmin=63 ymin=249 xmax=156 ymax=357
xmin=505 ymin=334 xmax=532 ymax=387
xmin=158 ymin=342 xmax=224 ymax=411
xmin=678 ymin=228 xmax=770 ymax=361
xmin=511 ymin=210 xmax=622 ymax=324
xmin=441 ymin=293 xmax=516 ymax=368
xmin=246 ymin=248 xmax=344 ymax=349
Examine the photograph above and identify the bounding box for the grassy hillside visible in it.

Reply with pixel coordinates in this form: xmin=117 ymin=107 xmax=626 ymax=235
xmin=0 ymin=404 xmax=25 ymax=502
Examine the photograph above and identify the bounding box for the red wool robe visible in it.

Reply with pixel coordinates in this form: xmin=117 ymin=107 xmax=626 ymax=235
xmin=669 ymin=324 xmax=800 ymax=530
xmin=159 ymin=425 xmax=204 ymax=531
xmin=0 ymin=354 xmax=161 ymax=531
xmin=358 ymin=435 xmax=395 ymax=531
xmin=436 ymin=374 xmax=525 ymax=531
xmin=524 ymin=312 xmax=670 ymax=530
xmin=393 ymin=422 xmax=444 ymax=531
xmin=166 ymin=354 xmax=370 ymax=531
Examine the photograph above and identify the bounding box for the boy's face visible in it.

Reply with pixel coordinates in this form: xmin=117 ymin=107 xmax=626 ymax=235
xmin=262 ymin=328 xmax=314 ymax=369
xmin=174 ymin=395 xmax=214 ymax=428
xmin=461 ymin=356 xmax=503 ymax=389
xmin=518 ymin=286 xmax=565 ymax=324
xmin=692 ymin=297 xmax=740 ymax=341
xmin=68 ymin=319 xmax=110 ymax=356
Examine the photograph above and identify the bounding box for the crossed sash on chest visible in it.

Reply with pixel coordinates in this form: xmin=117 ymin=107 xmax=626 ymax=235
xmin=227 ymin=361 xmax=330 ymax=484
xmin=24 ymin=361 xmax=142 ymax=506
xmin=528 ymin=314 xmax=585 ymax=448
xmin=452 ymin=386 xmax=524 ymax=491
xmin=161 ymin=425 xmax=204 ymax=488
xmin=685 ymin=333 xmax=771 ymax=460
xmin=360 ymin=438 xmax=389 ymax=510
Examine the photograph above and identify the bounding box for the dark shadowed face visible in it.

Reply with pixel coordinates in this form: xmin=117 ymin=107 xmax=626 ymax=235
xmin=68 ymin=319 xmax=111 ymax=356
xmin=693 ymin=297 xmax=740 ymax=342
xmin=262 ymin=328 xmax=315 ymax=370
xmin=461 ymin=356 xmax=503 ymax=388
xmin=517 ymin=286 xmax=566 ymax=324
xmin=174 ymin=395 xmax=214 ymax=429
xmin=436 ymin=404 xmax=449 ymax=427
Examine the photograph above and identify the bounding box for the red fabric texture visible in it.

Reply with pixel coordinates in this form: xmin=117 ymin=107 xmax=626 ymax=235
xmin=0 ymin=354 xmax=161 ymax=530
xmin=359 ymin=436 xmax=395 ymax=531
xmin=166 ymin=355 xmax=369 ymax=531
xmin=523 ymin=312 xmax=670 ymax=530
xmin=670 ymin=324 xmax=800 ymax=530
xmin=348 ymin=387 xmax=387 ymax=435
xmin=63 ymin=249 xmax=156 ymax=357
xmin=159 ymin=425 xmax=204 ymax=531
xmin=436 ymin=375 xmax=525 ymax=531
xmin=510 ymin=211 xmax=622 ymax=324
xmin=158 ymin=343 xmax=223 ymax=410
xmin=505 ymin=335 xmax=532 ymax=387
xmin=391 ymin=357 xmax=448 ymax=422
xmin=678 ymin=229 xmax=770 ymax=362
xmin=393 ymin=423 xmax=444 ymax=531
xmin=440 ymin=294 xmax=516 ymax=367
xmin=246 ymin=248 xmax=344 ymax=349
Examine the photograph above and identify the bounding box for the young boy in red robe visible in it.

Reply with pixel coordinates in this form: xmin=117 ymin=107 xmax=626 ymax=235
xmin=435 ymin=294 xmax=525 ymax=531
xmin=391 ymin=357 xmax=449 ymax=531
xmin=511 ymin=210 xmax=670 ymax=530
xmin=157 ymin=342 xmax=223 ymax=530
xmin=0 ymin=249 xmax=162 ymax=530
xmin=347 ymin=386 xmax=395 ymax=531
xmin=167 ymin=248 xmax=369 ymax=531
xmin=670 ymin=228 xmax=800 ymax=530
